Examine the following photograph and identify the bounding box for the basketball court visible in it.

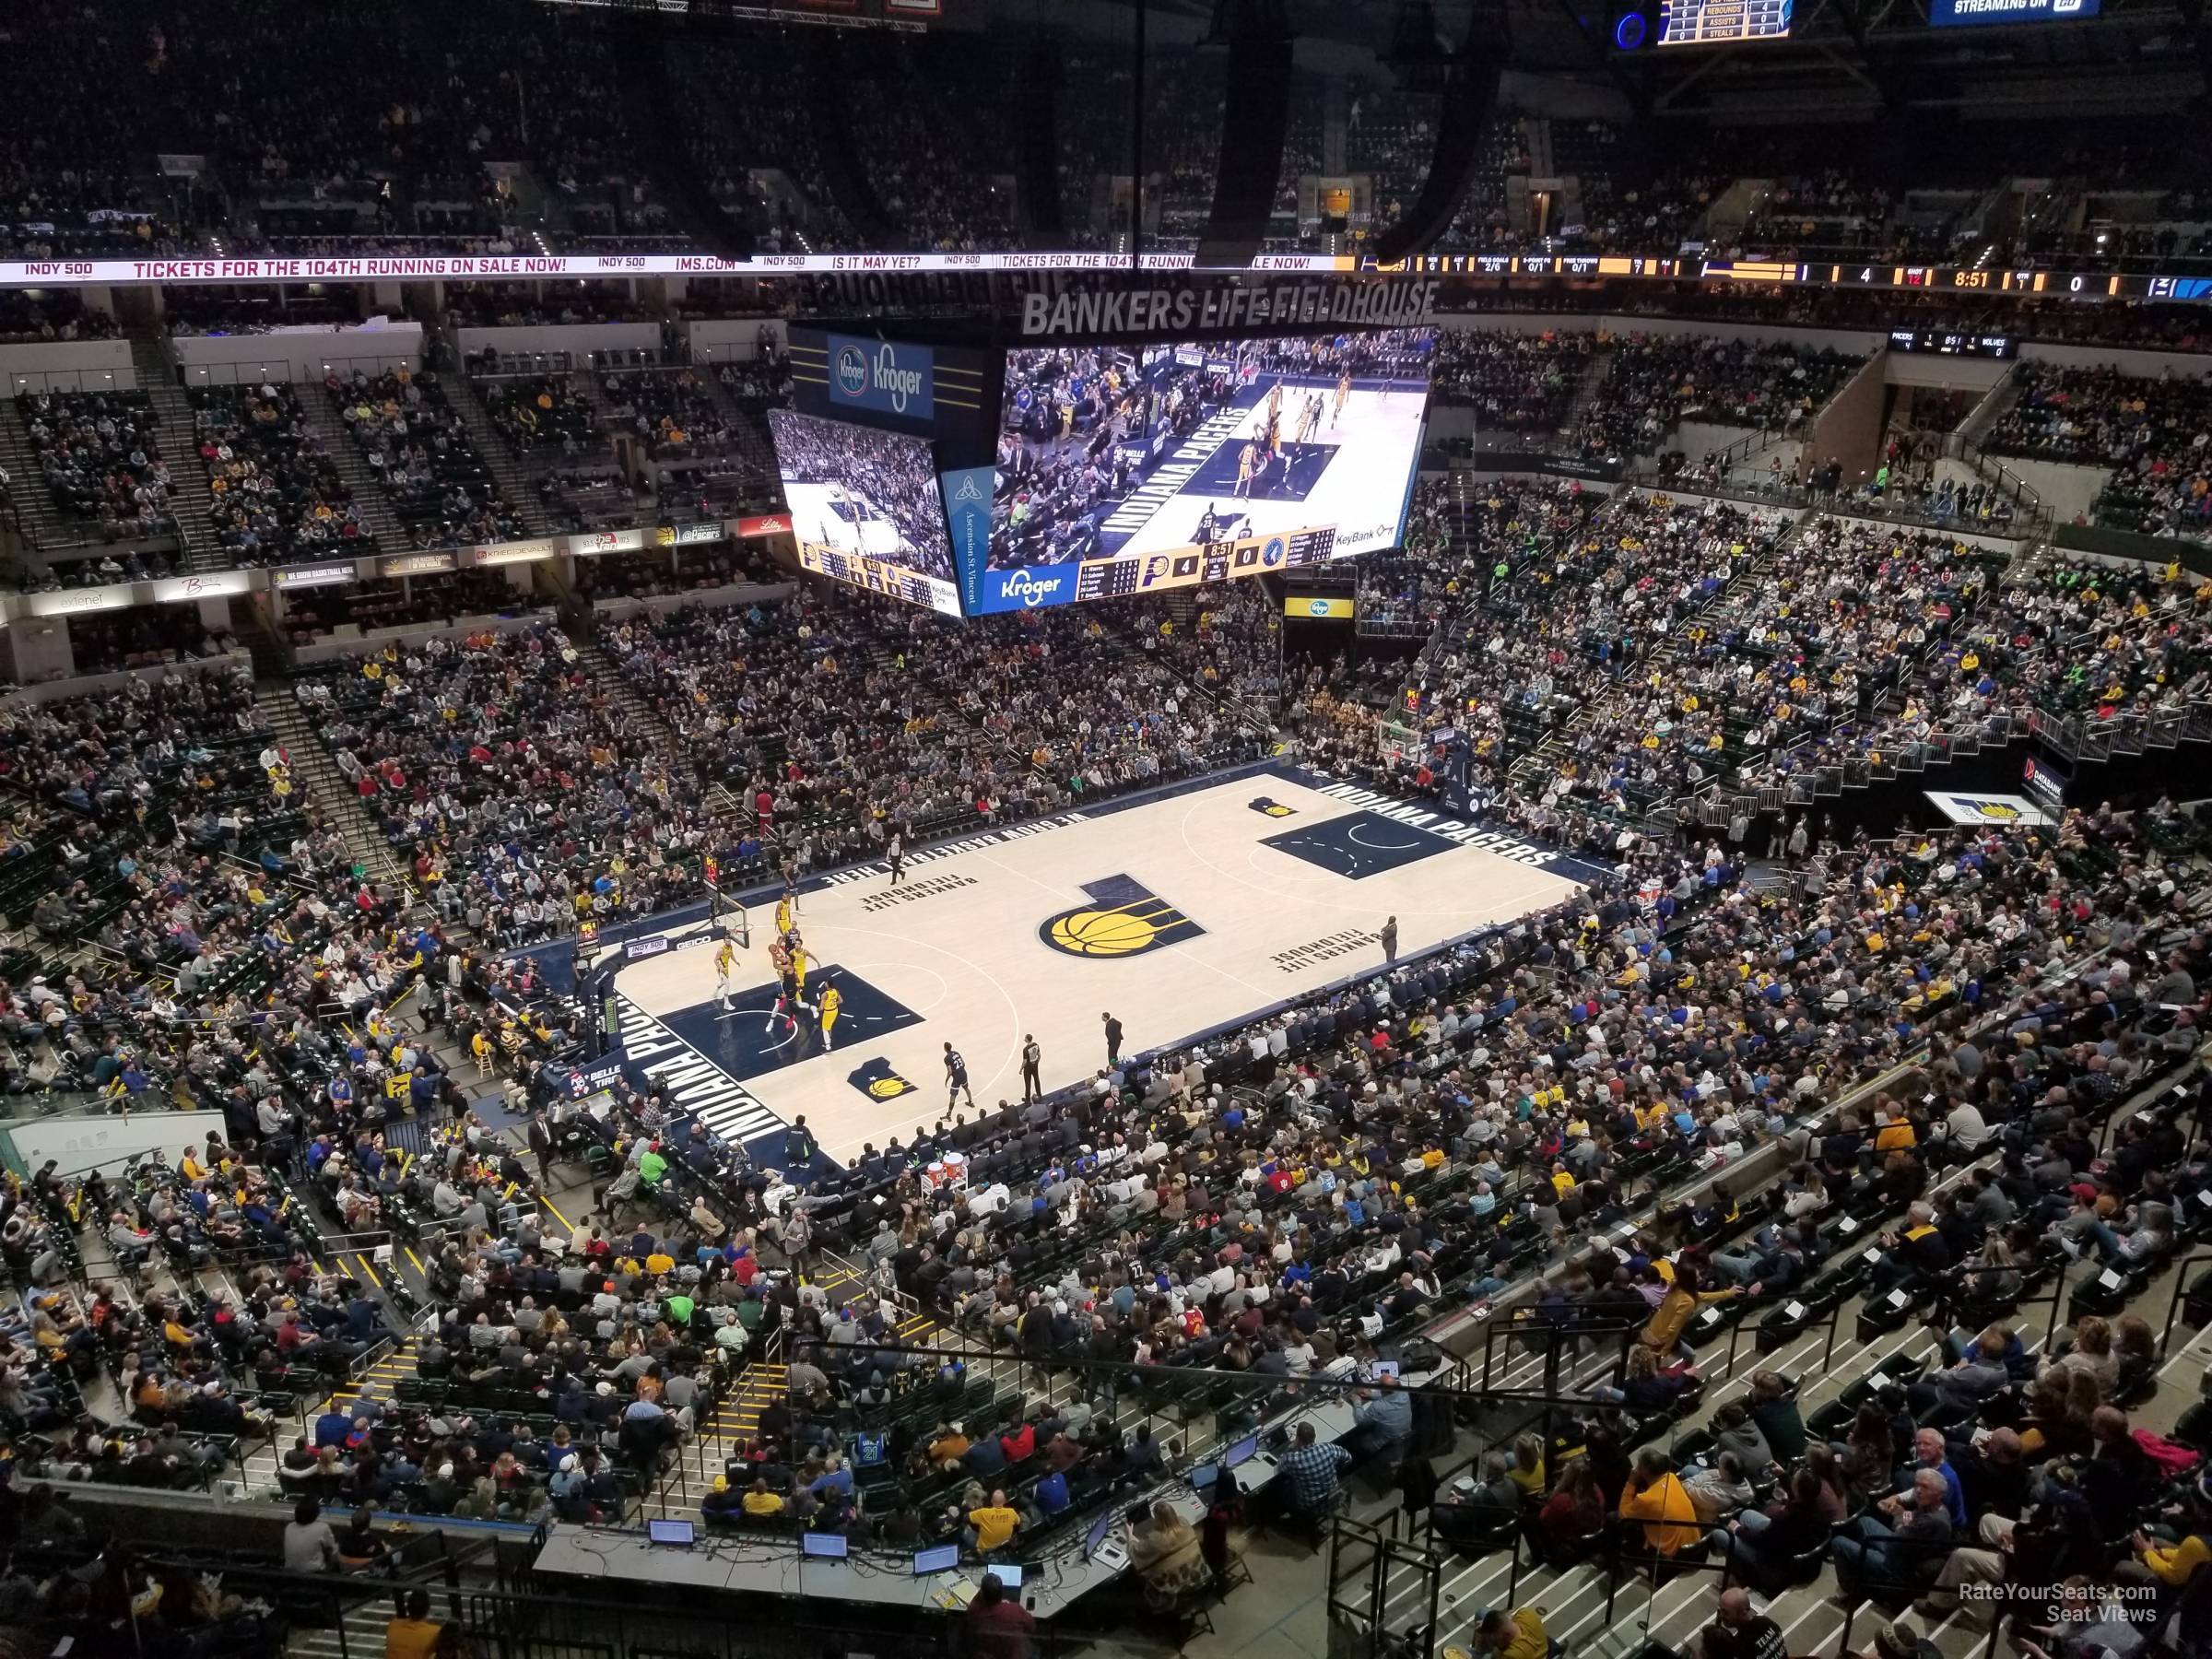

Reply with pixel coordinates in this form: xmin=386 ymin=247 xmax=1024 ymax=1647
xmin=1100 ymin=374 xmax=1428 ymax=562
xmin=591 ymin=765 xmax=1588 ymax=1167
xmin=783 ymin=478 xmax=918 ymax=563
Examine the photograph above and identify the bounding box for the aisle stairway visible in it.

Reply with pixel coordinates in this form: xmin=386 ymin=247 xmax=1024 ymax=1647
xmin=0 ymin=405 xmax=71 ymax=558
xmin=298 ymin=391 xmax=406 ymax=550
xmin=283 ymin=1594 xmax=392 ymax=1659
xmin=570 ymin=634 xmax=680 ymax=764
xmin=445 ymin=377 xmax=548 ymax=536
xmin=323 ymin=1333 xmax=425 ymax=1422
xmin=1554 ymin=348 xmax=1615 ymax=450
xmin=253 ymin=677 xmax=410 ymax=890
xmin=1508 ymin=499 xmax=1795 ymax=806
xmin=126 ymin=335 xmax=216 ymax=570
xmin=699 ymin=1359 xmax=789 ymax=1462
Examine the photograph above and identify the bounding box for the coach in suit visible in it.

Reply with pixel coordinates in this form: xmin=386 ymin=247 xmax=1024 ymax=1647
xmin=526 ymin=1112 xmax=555 ymax=1188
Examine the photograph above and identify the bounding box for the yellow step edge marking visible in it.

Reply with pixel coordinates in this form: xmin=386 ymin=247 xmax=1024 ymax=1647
xmin=355 ymin=1253 xmax=382 ymax=1289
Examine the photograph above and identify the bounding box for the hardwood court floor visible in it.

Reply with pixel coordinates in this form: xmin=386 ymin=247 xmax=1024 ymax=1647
xmin=607 ymin=767 xmax=1582 ymax=1164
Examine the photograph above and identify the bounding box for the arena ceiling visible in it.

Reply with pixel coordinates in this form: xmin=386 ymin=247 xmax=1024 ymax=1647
xmin=547 ymin=0 xmax=2212 ymax=129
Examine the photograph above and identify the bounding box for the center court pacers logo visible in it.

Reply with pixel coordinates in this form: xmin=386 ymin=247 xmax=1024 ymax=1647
xmin=1041 ymin=875 xmax=1205 ymax=959
xmin=1249 ymin=797 xmax=1297 ymax=818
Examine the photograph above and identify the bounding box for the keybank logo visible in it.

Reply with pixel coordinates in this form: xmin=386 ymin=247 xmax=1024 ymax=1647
xmin=824 ymin=333 xmax=934 ymax=420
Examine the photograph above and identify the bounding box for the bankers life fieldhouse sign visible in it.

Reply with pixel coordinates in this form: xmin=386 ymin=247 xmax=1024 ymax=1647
xmin=1016 ymin=276 xmax=1443 ymax=341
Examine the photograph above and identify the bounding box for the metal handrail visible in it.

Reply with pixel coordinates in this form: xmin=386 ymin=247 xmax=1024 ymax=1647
xmin=2155 ymin=1246 xmax=2212 ymax=1362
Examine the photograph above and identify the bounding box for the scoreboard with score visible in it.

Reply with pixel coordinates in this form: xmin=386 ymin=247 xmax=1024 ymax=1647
xmin=795 ymin=544 xmax=959 ymax=616
xmin=1071 ymin=527 xmax=1339 ymax=604
xmin=1888 ymin=328 xmax=2016 ymax=359
xmin=1658 ymin=0 xmax=1793 ymax=44
xmin=1688 ymin=259 xmax=2212 ymax=303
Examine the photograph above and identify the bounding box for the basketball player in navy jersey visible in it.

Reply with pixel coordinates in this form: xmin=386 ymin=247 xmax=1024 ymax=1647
xmin=943 ymin=1041 xmax=976 ymax=1111
xmin=764 ymin=938 xmax=801 ymax=1035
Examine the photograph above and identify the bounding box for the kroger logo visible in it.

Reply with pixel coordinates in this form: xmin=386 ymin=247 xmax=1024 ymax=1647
xmin=1305 ymin=598 xmax=1334 ymax=617
xmin=998 ymin=570 xmax=1068 ymax=608
xmin=826 ymin=335 xmax=932 ymax=418
xmin=868 ymin=347 xmax=924 ymax=412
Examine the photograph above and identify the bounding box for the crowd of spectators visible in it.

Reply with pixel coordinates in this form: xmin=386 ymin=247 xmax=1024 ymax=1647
xmin=276 ymin=570 xmax=522 ymax=647
xmin=163 ymin=286 xmax=363 ymax=337
xmin=1983 ymin=365 xmax=2212 ymax=540
xmin=1685 ymin=516 xmax=2013 ymax=799
xmin=1572 ymin=335 xmax=1861 ymax=460
xmin=1736 ymin=178 xmax=1895 ymax=259
xmin=328 ymin=368 xmax=525 ymax=551
xmin=1453 ymin=491 xmax=1793 ymax=824
xmin=958 ymin=587 xmax=1277 ymax=793
xmin=0 ymin=663 xmax=432 ymax=1062
xmin=2 ymin=1 xmax=2211 ymax=267
xmin=1984 ymin=365 xmax=2193 ymax=467
xmin=571 ymin=545 xmax=780 ymax=606
xmin=194 ymin=383 xmax=373 ymax=565
xmin=477 ymin=376 xmax=601 ymax=460
xmin=1986 ymin=556 xmax=2212 ymax=726
xmin=0 ymin=483 xmax=2206 ymax=1656
xmin=1435 ymin=114 xmax=1537 ymax=255
xmin=294 ymin=625 xmax=703 ymax=949
xmin=13 ymin=391 xmax=176 ymax=545
xmin=1560 ymin=133 xmax=1731 ymax=260
xmin=446 ymin=284 xmax=653 ymax=331
xmin=19 ymin=545 xmax=186 ymax=594
xmin=10 ymin=25 xmax=2212 ymax=1642
xmin=601 ymin=370 xmax=732 ymax=463
xmin=41 ymin=609 xmax=238 ymax=680
xmin=1430 ymin=330 xmax=1599 ymax=438
xmin=1289 ymin=475 xmax=1606 ymax=796
xmin=1352 ymin=477 xmax=1482 ymax=634
xmin=597 ymin=591 xmax=1023 ymax=867
xmin=0 ymin=292 xmax=121 ymax=347
xmin=1303 ymin=466 xmax=2211 ymax=847
xmin=594 ymin=578 xmax=1278 ymax=881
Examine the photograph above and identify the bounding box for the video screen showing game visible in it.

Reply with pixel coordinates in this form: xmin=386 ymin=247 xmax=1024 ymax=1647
xmin=769 ymin=407 xmax=960 ymax=616
xmin=987 ymin=327 xmax=1432 ymax=605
